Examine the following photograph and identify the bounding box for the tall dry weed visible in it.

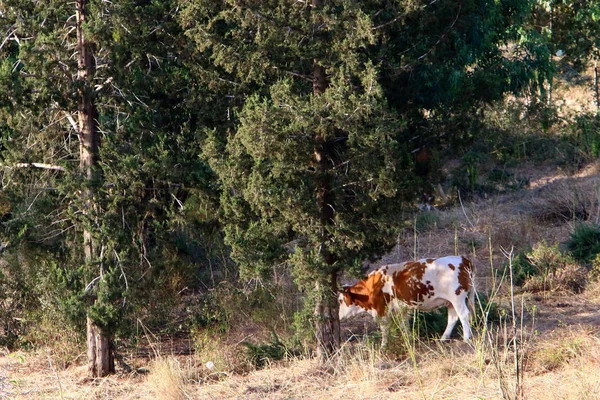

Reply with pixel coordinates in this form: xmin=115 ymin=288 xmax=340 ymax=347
xmin=147 ymin=357 xmax=187 ymax=400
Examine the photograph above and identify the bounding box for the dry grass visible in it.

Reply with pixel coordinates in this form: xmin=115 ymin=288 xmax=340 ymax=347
xmin=4 ymin=157 xmax=600 ymax=399
xmin=147 ymin=357 xmax=187 ymax=400
xmin=3 ymin=305 xmax=600 ymax=400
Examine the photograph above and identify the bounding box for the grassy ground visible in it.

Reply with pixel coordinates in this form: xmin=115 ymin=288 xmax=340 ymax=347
xmin=3 ymin=159 xmax=600 ymax=400
xmin=2 ymin=293 xmax=600 ymax=399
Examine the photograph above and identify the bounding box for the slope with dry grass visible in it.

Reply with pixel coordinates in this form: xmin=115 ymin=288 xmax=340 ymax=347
xmin=3 ymin=158 xmax=600 ymax=399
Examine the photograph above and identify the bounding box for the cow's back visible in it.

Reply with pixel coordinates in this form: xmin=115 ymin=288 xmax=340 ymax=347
xmin=386 ymin=256 xmax=474 ymax=311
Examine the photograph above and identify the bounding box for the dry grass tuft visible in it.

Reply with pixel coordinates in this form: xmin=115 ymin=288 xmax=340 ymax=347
xmin=193 ymin=330 xmax=253 ymax=380
xmin=528 ymin=327 xmax=597 ymax=375
xmin=147 ymin=357 xmax=187 ymax=400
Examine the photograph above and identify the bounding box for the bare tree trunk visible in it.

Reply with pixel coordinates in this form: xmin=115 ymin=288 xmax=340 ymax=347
xmin=311 ymin=0 xmax=340 ymax=364
xmin=77 ymin=0 xmax=113 ymax=377
xmin=87 ymin=316 xmax=115 ymax=377
xmin=594 ymin=59 xmax=599 ymax=115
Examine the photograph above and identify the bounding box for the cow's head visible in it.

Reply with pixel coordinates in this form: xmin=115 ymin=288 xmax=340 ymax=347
xmin=338 ymin=285 xmax=370 ymax=320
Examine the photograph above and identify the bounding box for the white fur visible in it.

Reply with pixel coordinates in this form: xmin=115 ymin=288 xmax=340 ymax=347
xmin=339 ymin=256 xmax=474 ymax=344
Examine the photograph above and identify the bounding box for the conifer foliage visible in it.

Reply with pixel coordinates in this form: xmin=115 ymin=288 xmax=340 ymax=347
xmin=183 ymin=0 xmax=417 ymax=359
xmin=0 ymin=0 xmax=559 ymax=369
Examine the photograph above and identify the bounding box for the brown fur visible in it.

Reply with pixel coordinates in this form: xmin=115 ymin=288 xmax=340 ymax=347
xmin=343 ymin=272 xmax=391 ymax=317
xmin=390 ymin=261 xmax=435 ymax=306
xmin=456 ymin=256 xmax=473 ymax=295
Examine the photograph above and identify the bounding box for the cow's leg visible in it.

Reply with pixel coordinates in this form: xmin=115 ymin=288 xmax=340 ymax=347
xmin=379 ymin=316 xmax=390 ymax=349
xmin=453 ymin=299 xmax=472 ymax=342
xmin=441 ymin=305 xmax=459 ymax=341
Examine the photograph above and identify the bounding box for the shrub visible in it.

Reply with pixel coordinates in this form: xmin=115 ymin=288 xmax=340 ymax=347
xmin=573 ymin=114 xmax=600 ymax=159
xmin=510 ymin=250 xmax=538 ymax=286
xmin=519 ymin=242 xmax=587 ymax=293
xmin=241 ymin=331 xmax=300 ymax=368
xmin=415 ymin=211 xmax=440 ymax=232
xmin=565 ymin=223 xmax=600 ymax=264
xmin=589 ymin=254 xmax=600 ymax=282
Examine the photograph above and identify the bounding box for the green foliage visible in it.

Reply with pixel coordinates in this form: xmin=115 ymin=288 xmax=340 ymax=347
xmin=589 ymin=253 xmax=600 ymax=282
xmin=241 ymin=331 xmax=297 ymax=369
xmin=474 ymin=293 xmax=505 ymax=326
xmin=87 ymin=268 xmax=126 ymax=337
xmin=511 ymin=250 xmax=538 ymax=287
xmin=405 ymin=293 xmax=502 ymax=340
xmin=414 ymin=211 xmax=440 ymax=232
xmin=566 ymin=223 xmax=600 ymax=264
xmin=191 ymin=280 xmax=301 ymax=339
xmin=573 ymin=114 xmax=600 ymax=159
xmin=409 ymin=309 xmax=448 ymax=339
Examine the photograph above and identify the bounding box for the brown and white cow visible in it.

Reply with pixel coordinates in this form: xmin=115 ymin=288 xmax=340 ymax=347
xmin=339 ymin=256 xmax=475 ymax=345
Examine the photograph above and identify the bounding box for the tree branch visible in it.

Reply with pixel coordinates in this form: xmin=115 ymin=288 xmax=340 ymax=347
xmin=1 ymin=162 xmax=66 ymax=172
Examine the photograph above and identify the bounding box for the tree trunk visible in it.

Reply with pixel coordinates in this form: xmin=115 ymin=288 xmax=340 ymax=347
xmin=313 ymin=271 xmax=340 ymax=362
xmin=311 ymin=0 xmax=340 ymax=363
xmin=87 ymin=316 xmax=115 ymax=377
xmin=594 ymin=60 xmax=599 ymax=115
xmin=77 ymin=0 xmax=113 ymax=377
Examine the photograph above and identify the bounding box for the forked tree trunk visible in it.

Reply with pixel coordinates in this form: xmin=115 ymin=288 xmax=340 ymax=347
xmin=77 ymin=0 xmax=113 ymax=377
xmin=311 ymin=0 xmax=340 ymax=363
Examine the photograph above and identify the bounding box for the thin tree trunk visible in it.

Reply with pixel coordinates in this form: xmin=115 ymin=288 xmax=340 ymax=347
xmin=311 ymin=0 xmax=340 ymax=363
xmin=594 ymin=59 xmax=599 ymax=115
xmin=313 ymin=270 xmax=340 ymax=362
xmin=77 ymin=0 xmax=113 ymax=377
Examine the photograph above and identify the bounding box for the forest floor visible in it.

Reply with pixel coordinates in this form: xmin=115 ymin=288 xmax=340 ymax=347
xmin=2 ymin=161 xmax=600 ymax=399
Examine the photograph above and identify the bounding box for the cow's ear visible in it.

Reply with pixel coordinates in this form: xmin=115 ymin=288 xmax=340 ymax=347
xmin=340 ymin=285 xmax=350 ymax=293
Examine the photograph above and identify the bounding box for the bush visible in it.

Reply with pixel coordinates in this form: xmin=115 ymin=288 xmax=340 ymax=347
xmin=241 ymin=331 xmax=301 ymax=368
xmin=565 ymin=223 xmax=600 ymax=264
xmin=510 ymin=250 xmax=538 ymax=286
xmin=518 ymin=242 xmax=587 ymax=293
xmin=573 ymin=114 xmax=600 ymax=159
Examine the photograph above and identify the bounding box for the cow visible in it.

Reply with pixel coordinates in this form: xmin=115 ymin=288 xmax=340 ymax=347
xmin=338 ymin=256 xmax=475 ymax=347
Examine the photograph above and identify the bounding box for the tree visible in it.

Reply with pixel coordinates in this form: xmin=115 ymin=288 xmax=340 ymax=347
xmin=534 ymin=1 xmax=600 ymax=110
xmin=374 ymin=0 xmax=551 ymax=146
xmin=182 ymin=0 xmax=549 ymax=360
xmin=182 ymin=0 xmax=415 ymax=361
xmin=0 ymin=0 xmax=218 ymax=376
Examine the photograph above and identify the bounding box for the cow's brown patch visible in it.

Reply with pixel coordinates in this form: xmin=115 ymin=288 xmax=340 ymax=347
xmin=391 ymin=261 xmax=434 ymax=305
xmin=426 ymin=258 xmax=435 ymax=264
xmin=455 ymin=257 xmax=474 ymax=295
xmin=345 ymin=272 xmax=391 ymax=317
xmin=448 ymin=263 xmax=456 ymax=271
